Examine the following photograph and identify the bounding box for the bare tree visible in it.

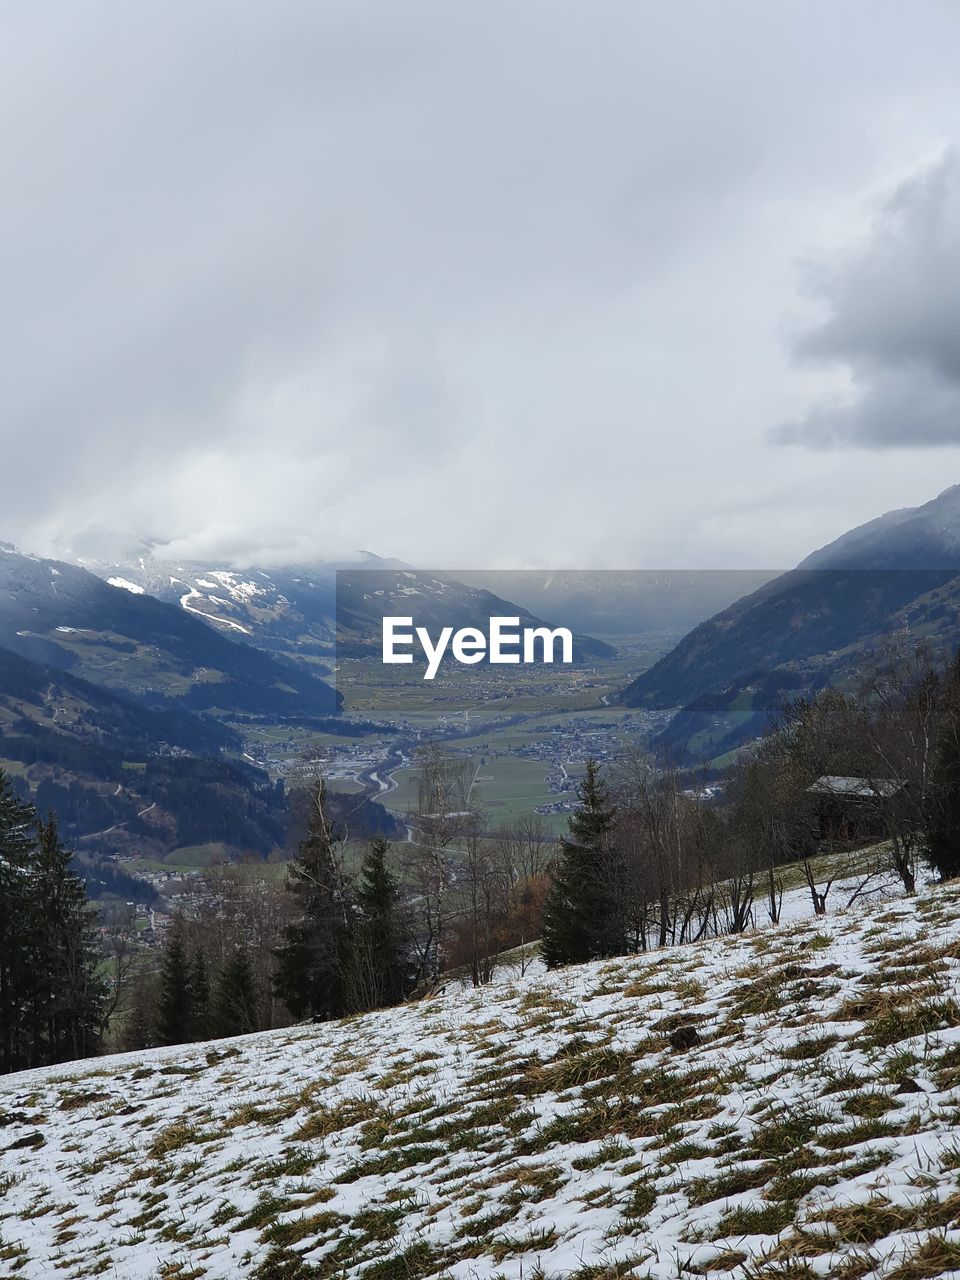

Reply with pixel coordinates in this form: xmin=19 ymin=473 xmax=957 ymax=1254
xmin=613 ymin=751 xmax=716 ymax=949
xmin=496 ymin=813 xmax=553 ymax=882
xmin=858 ymin=642 xmax=946 ymax=894
xmin=457 ymin=815 xmax=506 ymax=986
xmin=404 ymin=744 xmax=476 ymax=986
xmin=98 ymin=925 xmax=139 ymax=1045
xmin=195 ymin=862 xmax=292 ymax=1029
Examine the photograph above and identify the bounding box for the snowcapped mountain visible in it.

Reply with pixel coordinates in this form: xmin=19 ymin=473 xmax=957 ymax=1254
xmin=0 ymin=546 xmax=340 ymax=717
xmin=74 ymin=551 xmax=349 ymax=657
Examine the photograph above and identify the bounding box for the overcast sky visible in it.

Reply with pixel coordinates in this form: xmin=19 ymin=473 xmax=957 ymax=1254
xmin=3 ymin=1 xmax=960 ymax=569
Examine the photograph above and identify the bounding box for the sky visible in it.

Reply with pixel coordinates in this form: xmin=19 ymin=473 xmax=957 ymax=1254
xmin=3 ymin=0 xmax=960 ymax=570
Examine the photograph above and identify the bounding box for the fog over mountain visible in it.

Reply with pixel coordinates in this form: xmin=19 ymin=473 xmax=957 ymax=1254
xmin=2 ymin=3 xmax=960 ymax=568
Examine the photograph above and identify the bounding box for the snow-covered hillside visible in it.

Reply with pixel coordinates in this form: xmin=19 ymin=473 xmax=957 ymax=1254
xmin=6 ymin=884 xmax=960 ymax=1278
xmin=77 ymin=553 xmax=341 ymax=652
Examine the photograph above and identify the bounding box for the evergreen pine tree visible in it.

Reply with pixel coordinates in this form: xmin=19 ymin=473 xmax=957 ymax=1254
xmin=1 ymin=790 xmax=104 ymax=1073
xmin=156 ymin=918 xmax=195 ymax=1045
xmin=927 ymin=653 xmax=960 ymax=880
xmin=122 ymin=967 xmax=159 ymax=1052
xmin=189 ymin=947 xmax=210 ymax=1040
xmin=29 ymin=815 xmax=105 ymax=1066
xmin=541 ymin=759 xmax=622 ymax=968
xmin=274 ymin=779 xmax=352 ymax=1020
xmin=213 ymin=948 xmax=258 ymax=1037
xmin=0 ymin=772 xmax=40 ymax=1073
xmin=352 ymin=837 xmax=409 ymax=1011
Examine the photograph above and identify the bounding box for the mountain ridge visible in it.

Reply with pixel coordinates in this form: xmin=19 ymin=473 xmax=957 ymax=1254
xmin=618 ymin=484 xmax=960 ymax=761
xmin=60 ymin=552 xmax=617 ymax=665
xmin=0 ymin=546 xmax=341 ymax=718
xmin=800 ymin=484 xmax=960 ymax=571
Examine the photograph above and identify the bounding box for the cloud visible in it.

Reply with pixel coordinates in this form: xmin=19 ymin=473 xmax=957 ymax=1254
xmin=773 ymin=150 xmax=960 ymax=449
xmin=2 ymin=2 xmax=960 ymax=567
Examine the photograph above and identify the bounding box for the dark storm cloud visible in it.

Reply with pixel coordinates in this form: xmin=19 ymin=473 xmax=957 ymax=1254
xmin=774 ymin=151 xmax=960 ymax=449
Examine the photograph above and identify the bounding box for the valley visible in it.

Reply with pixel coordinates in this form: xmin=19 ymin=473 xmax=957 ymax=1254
xmin=7 ymin=494 xmax=960 ymax=1278
xmin=283 ymin=644 xmax=676 ymax=836
xmin=7 ymin=486 xmax=960 ymax=967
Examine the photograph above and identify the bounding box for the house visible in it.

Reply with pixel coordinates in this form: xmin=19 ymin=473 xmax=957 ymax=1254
xmin=806 ymin=775 xmax=905 ymax=845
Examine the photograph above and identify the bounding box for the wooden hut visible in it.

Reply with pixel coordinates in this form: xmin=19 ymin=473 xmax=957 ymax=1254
xmin=806 ymin=775 xmax=905 ymax=846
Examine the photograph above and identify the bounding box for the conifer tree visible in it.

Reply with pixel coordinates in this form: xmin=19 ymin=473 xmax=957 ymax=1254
xmin=30 ymin=815 xmax=105 ymax=1065
xmin=213 ymin=947 xmax=258 ymax=1037
xmin=157 ymin=918 xmax=196 ymax=1046
xmin=274 ymin=778 xmax=352 ymax=1020
xmin=927 ymin=653 xmax=960 ymax=880
xmin=122 ymin=967 xmax=159 ymax=1052
xmin=541 ymin=759 xmax=622 ymax=967
xmin=0 ymin=782 xmax=104 ymax=1073
xmin=189 ymin=947 xmax=210 ymax=1040
xmin=0 ymin=773 xmax=41 ymax=1073
xmin=352 ymin=837 xmax=409 ymax=1011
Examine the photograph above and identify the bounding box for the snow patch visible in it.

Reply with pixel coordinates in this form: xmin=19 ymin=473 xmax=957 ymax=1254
xmin=179 ymin=587 xmax=252 ymax=635
xmin=208 ymin=571 xmax=266 ymax=602
xmin=107 ymin=576 xmax=145 ymax=595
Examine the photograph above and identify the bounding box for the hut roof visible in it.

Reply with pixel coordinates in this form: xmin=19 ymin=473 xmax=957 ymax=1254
xmin=807 ymin=774 xmax=905 ymax=800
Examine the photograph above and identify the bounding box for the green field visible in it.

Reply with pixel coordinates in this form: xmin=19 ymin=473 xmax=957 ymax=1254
xmin=336 ymin=649 xmax=640 ymax=721
xmin=0 ymin=758 xmax=32 ymax=784
xmin=327 ymin=778 xmax=365 ymax=795
xmin=384 ymin=754 xmax=568 ymax=832
xmin=225 ymin=641 xmax=669 ymax=841
xmin=165 ymin=842 xmax=231 ymax=867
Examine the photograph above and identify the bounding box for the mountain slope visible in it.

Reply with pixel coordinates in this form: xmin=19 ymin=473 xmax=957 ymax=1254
xmin=618 ymin=486 xmax=960 ymax=759
xmin=0 ymin=545 xmax=340 ymax=717
xmin=76 ymin=553 xmax=617 ymax=669
xmin=801 ymin=483 xmax=960 ymax=570
xmin=0 ymin=643 xmax=291 ymax=858
xmin=5 ymin=881 xmax=960 ymax=1278
xmin=77 ymin=547 xmax=348 ymax=660
xmin=0 ymin=642 xmax=236 ymax=757
xmin=335 ymin=568 xmax=617 ymax=661
xmin=618 ymin=567 xmax=958 ymax=710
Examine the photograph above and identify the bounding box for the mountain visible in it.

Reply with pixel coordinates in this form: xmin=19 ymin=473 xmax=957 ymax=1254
xmin=76 ymin=550 xmax=421 ymax=665
xmin=0 ymin=642 xmax=401 ymax=863
xmin=0 ymin=642 xmax=237 ymax=757
xmin=6 ymin=879 xmax=960 ymax=1278
xmin=800 ymin=483 xmax=960 ymax=571
xmin=334 ymin=568 xmax=617 ymax=661
xmin=617 ymin=568 xmax=956 ymax=711
xmin=0 ymin=642 xmax=287 ymax=859
xmin=75 ymin=548 xmax=354 ymax=662
xmin=618 ymin=486 xmax=960 ymax=762
xmin=78 ymin=553 xmax=617 ymax=664
xmin=0 ymin=545 xmax=340 ymax=719
xmin=454 ymin=569 xmax=780 ymax=637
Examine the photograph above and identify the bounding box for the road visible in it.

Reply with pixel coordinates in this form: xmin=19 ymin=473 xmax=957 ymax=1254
xmin=76 ymin=800 xmax=157 ymax=842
